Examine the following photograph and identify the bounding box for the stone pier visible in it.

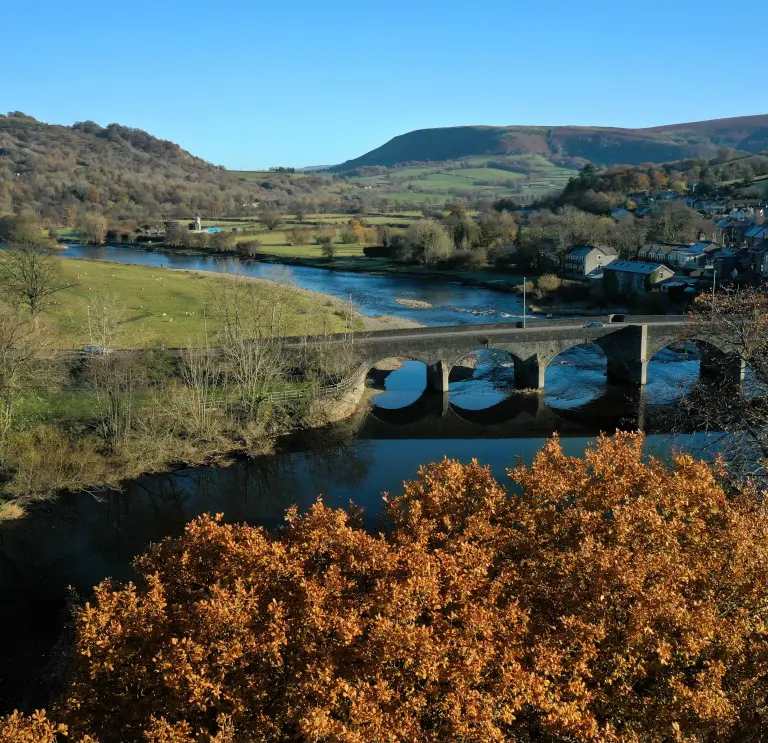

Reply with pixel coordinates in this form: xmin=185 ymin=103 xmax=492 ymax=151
xmin=426 ymin=360 xmax=450 ymax=392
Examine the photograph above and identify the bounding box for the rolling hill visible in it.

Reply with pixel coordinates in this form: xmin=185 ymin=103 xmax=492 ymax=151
xmin=0 ymin=113 xmax=341 ymax=222
xmin=331 ymin=115 xmax=768 ymax=171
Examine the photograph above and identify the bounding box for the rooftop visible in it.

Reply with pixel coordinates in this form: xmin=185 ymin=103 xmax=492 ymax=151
xmin=604 ymin=261 xmax=669 ymax=275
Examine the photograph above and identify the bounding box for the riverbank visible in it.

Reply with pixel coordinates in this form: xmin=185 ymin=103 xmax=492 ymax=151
xmin=49 ymin=257 xmax=421 ymax=348
xmin=1 ymin=257 xmax=431 ymax=515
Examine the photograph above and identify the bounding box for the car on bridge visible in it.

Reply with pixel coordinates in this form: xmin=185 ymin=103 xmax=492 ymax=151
xmin=583 ymin=321 xmax=606 ymax=329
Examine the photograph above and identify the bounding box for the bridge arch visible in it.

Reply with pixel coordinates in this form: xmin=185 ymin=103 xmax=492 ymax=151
xmin=448 ymin=348 xmax=519 ymax=406
xmin=366 ymin=357 xmax=428 ymax=409
xmin=543 ymin=342 xmax=609 ymax=408
xmin=645 ymin=340 xmax=745 ymax=401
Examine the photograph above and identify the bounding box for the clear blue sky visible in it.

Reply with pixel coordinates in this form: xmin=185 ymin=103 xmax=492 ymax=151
xmin=5 ymin=0 xmax=766 ymax=169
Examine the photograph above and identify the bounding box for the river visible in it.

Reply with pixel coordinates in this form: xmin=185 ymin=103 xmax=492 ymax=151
xmin=0 ymin=245 xmax=708 ymax=712
xmin=57 ymin=243 xmax=528 ymax=325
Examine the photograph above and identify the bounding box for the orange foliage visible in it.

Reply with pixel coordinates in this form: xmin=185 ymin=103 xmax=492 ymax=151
xmin=5 ymin=434 xmax=768 ymax=742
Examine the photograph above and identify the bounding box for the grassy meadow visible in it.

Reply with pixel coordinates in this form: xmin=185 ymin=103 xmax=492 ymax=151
xmin=47 ymin=258 xmax=359 ymax=348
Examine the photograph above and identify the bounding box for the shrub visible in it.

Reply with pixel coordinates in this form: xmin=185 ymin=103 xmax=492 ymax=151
xmin=440 ymin=248 xmax=487 ymax=270
xmin=235 ymin=239 xmax=262 ymax=257
xmin=313 ymin=226 xmax=337 ymax=245
xmin=535 ymin=273 xmax=561 ymax=294
xmin=210 ymin=231 xmax=236 ymax=253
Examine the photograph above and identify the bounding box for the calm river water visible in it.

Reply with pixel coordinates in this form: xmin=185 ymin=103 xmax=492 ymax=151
xmin=0 ymin=246 xmax=708 ymax=712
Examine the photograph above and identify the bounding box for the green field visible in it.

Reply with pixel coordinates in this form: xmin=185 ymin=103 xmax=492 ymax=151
xmin=47 ymin=258 xmax=359 ymax=348
xmin=342 ymin=157 xmax=578 ymax=201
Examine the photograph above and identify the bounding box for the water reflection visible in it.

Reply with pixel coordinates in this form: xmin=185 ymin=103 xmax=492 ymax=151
xmin=0 ymin=326 xmax=736 ymax=714
xmin=368 ymin=360 xmax=426 ymax=409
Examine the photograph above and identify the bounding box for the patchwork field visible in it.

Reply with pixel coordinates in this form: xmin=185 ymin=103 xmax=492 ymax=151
xmin=229 ymin=154 xmax=578 ymax=206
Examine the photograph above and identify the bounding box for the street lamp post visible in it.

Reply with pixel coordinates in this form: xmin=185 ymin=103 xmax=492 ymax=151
xmin=523 ymin=276 xmax=527 ymax=328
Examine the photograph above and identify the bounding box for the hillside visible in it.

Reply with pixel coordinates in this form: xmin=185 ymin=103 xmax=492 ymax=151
xmin=332 ymin=114 xmax=768 ymax=171
xmin=0 ymin=113 xmax=340 ymax=223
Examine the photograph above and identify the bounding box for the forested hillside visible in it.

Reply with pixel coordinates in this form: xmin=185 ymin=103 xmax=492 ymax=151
xmin=332 ymin=114 xmax=768 ymax=171
xmin=0 ymin=113 xmax=339 ymax=223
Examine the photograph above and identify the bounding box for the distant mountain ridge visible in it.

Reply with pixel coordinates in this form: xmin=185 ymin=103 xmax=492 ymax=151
xmin=331 ymin=115 xmax=768 ymax=171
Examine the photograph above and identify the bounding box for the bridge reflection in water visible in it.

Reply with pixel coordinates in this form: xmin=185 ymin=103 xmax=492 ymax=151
xmin=365 ymin=344 xmax=707 ymax=438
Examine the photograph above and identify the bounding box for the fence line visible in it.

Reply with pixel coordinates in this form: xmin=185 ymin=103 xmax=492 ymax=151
xmin=263 ymin=363 xmax=369 ymax=402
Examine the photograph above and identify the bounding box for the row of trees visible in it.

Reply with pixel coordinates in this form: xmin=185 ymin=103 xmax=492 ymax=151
xmin=372 ymin=199 xmax=708 ymax=272
xmin=376 ymin=204 xmax=518 ymax=267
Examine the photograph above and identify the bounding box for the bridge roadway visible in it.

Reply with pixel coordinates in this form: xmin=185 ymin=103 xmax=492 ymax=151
xmin=76 ymin=314 xmax=742 ymax=393
xmin=294 ymin=314 xmax=742 ymax=391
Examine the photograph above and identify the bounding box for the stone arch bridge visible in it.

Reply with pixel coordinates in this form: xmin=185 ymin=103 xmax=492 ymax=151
xmin=291 ymin=315 xmax=745 ymax=392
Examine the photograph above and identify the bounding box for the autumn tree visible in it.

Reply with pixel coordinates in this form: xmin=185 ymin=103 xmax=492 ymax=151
xmin=286 ymin=226 xmax=312 ymax=245
xmin=442 ymin=202 xmax=476 ymax=250
xmin=649 ymin=201 xmax=707 ymax=244
xmin=7 ymin=435 xmax=768 ymax=742
xmin=64 ymin=205 xmax=78 ymax=228
xmin=318 ymin=235 xmax=335 ymax=258
xmin=475 ymin=208 xmax=517 ymax=249
xmin=606 ymin=214 xmax=648 ymax=259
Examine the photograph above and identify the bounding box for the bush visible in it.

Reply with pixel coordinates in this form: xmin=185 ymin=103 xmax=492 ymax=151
xmin=313 ymin=226 xmax=337 ymax=245
xmin=236 ymin=239 xmax=262 ymax=257
xmin=440 ymin=248 xmax=487 ymax=270
xmin=210 ymin=231 xmax=236 ymax=252
xmin=535 ymin=273 xmax=561 ymax=294
xmin=487 ymin=241 xmax=516 ymax=268
xmin=286 ymin=227 xmax=312 ymax=246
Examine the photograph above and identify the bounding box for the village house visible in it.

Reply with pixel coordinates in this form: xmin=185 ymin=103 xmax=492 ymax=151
xmin=603 ymin=261 xmax=674 ymax=296
xmin=713 ymin=247 xmax=742 ymax=276
xmin=637 ymin=243 xmax=683 ymax=264
xmin=747 ymin=240 xmax=768 ymax=278
xmin=687 ymin=197 xmax=727 ymax=215
xmin=744 ymin=225 xmax=768 ymax=246
xmin=667 ymin=241 xmax=720 ymax=270
xmin=562 ymin=245 xmax=616 ymax=279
